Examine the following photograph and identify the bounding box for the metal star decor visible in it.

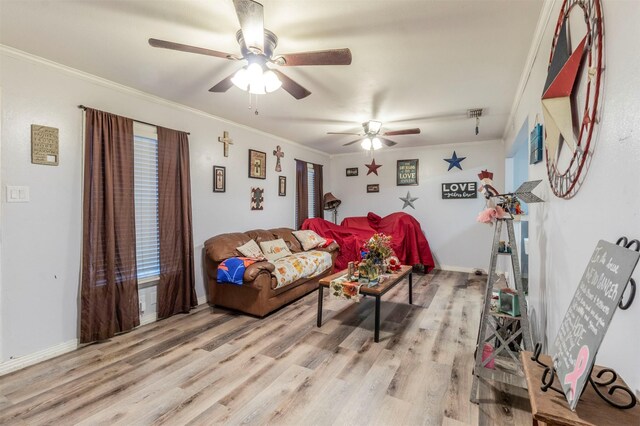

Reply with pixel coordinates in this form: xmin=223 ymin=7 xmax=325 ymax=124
xmin=444 ymin=151 xmax=466 ymax=171
xmin=365 ymin=159 xmax=382 ymax=176
xmin=399 ymin=191 xmax=418 ymax=209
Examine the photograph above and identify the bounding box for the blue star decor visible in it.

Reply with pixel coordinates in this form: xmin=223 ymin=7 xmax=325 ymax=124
xmin=444 ymin=151 xmax=466 ymax=171
xmin=399 ymin=191 xmax=418 ymax=209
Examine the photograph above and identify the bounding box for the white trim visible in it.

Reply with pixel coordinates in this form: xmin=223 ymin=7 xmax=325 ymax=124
xmin=0 ymin=339 xmax=78 ymax=376
xmin=140 ymin=312 xmax=158 ymax=326
xmin=329 ymin=138 xmax=504 ymax=159
xmin=0 ymin=44 xmax=329 ymax=158
xmin=437 ymin=265 xmax=478 ymax=274
xmin=502 ymin=0 xmax=557 ymax=140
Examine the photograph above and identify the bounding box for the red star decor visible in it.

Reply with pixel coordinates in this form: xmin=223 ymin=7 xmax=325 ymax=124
xmin=365 ymin=159 xmax=382 ymax=175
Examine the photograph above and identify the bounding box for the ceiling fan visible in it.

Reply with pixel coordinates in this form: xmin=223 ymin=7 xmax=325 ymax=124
xmin=148 ymin=0 xmax=352 ymax=100
xmin=328 ymin=120 xmax=421 ymax=149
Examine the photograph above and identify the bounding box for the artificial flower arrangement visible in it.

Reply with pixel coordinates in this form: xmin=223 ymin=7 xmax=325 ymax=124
xmin=476 ymin=169 xmax=513 ymax=225
xmin=357 ymin=233 xmax=399 ymax=281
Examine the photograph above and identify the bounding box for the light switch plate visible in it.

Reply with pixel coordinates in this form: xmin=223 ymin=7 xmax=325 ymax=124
xmin=6 ymin=186 xmax=30 ymax=203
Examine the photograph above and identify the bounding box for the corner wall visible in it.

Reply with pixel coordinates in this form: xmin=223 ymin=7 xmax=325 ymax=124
xmin=329 ymin=139 xmax=505 ymax=272
xmin=0 ymin=48 xmax=329 ymax=362
xmin=504 ymin=0 xmax=640 ymax=393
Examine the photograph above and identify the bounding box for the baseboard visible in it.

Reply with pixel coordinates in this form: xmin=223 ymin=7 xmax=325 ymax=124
xmin=0 ymin=339 xmax=78 ymax=376
xmin=437 ymin=265 xmax=478 ymax=274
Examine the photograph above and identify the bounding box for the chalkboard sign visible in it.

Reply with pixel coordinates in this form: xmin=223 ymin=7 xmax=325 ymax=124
xmin=441 ymin=182 xmax=477 ymax=199
xmin=553 ymin=240 xmax=639 ymax=410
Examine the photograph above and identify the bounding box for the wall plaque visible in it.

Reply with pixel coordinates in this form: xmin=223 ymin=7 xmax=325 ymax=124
xmin=31 ymin=124 xmax=59 ymax=166
xmin=441 ymin=182 xmax=477 ymax=199
xmin=553 ymin=240 xmax=639 ymax=410
xmin=397 ymin=159 xmax=418 ymax=185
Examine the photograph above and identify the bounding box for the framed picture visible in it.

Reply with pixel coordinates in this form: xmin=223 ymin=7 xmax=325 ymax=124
xmin=397 ymin=159 xmax=419 ymax=185
xmin=346 ymin=167 xmax=359 ymax=177
xmin=213 ymin=165 xmax=225 ymax=192
xmin=278 ymin=176 xmax=286 ymax=196
xmin=530 ymin=123 xmax=543 ymax=164
xmin=367 ymin=184 xmax=379 ymax=193
xmin=251 ymin=187 xmax=264 ymax=210
xmin=248 ymin=149 xmax=267 ymax=179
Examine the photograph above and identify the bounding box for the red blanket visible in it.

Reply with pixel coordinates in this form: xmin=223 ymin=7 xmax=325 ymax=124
xmin=302 ymin=212 xmax=435 ymax=272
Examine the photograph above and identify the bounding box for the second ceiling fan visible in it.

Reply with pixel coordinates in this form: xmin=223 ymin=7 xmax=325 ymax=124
xmin=328 ymin=121 xmax=421 ymax=149
xmin=148 ymin=0 xmax=352 ymax=99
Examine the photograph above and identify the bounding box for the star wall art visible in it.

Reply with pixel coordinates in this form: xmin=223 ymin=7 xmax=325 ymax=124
xmin=365 ymin=159 xmax=382 ymax=176
xmin=444 ymin=151 xmax=466 ymax=171
xmin=399 ymin=191 xmax=418 ymax=209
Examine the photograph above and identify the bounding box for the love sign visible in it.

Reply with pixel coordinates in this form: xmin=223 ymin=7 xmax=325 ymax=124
xmin=441 ymin=182 xmax=477 ymax=199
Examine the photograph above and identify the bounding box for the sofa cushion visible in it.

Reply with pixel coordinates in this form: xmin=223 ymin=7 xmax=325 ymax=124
xmin=272 ymin=251 xmax=333 ymax=289
xmin=236 ymin=239 xmax=266 ymax=260
xmin=259 ymin=238 xmax=293 ymax=262
xmin=292 ymin=229 xmax=326 ymax=251
xmin=246 ymin=229 xmax=276 ymax=245
xmin=205 ymin=232 xmax=252 ymax=262
xmin=270 ymin=228 xmax=303 ymax=253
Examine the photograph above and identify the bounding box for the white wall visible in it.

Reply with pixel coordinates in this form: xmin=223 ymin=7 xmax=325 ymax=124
xmin=329 ymin=140 xmax=505 ymax=272
xmin=504 ymin=0 xmax=640 ymax=393
xmin=0 ymin=48 xmax=329 ymax=362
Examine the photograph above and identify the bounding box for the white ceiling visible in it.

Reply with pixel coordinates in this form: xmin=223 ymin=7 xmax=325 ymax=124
xmin=0 ymin=0 xmax=543 ymax=154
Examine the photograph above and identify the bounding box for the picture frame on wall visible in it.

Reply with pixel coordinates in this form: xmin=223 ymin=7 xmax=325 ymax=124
xmin=248 ymin=149 xmax=267 ymax=179
xmin=397 ymin=159 xmax=419 ymax=185
xmin=366 ymin=184 xmax=380 ymax=193
xmin=213 ymin=165 xmax=225 ymax=192
xmin=278 ymin=176 xmax=286 ymax=196
xmin=346 ymin=167 xmax=359 ymax=177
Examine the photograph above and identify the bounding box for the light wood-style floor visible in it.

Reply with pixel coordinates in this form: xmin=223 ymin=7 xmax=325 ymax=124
xmin=0 ymin=270 xmax=531 ymax=425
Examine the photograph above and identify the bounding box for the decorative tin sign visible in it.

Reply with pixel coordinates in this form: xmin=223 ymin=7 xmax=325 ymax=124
xmin=441 ymin=182 xmax=477 ymax=199
xmin=530 ymin=123 xmax=543 ymax=164
xmin=31 ymin=124 xmax=59 ymax=166
xmin=553 ymin=240 xmax=639 ymax=410
xmin=396 ymin=159 xmax=418 ymax=185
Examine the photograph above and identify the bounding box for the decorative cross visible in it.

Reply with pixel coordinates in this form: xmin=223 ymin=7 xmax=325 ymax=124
xmin=218 ymin=131 xmax=233 ymax=157
xmin=273 ymin=145 xmax=284 ymax=172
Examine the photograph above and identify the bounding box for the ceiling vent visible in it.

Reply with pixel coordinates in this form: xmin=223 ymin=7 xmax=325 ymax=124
xmin=467 ymin=108 xmax=483 ymax=118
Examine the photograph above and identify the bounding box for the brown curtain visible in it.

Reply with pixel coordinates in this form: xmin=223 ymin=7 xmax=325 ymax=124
xmin=312 ymin=163 xmax=323 ymax=219
xmin=81 ymin=108 xmax=139 ymax=343
xmin=295 ymin=159 xmax=308 ymax=229
xmin=156 ymin=127 xmax=197 ymax=319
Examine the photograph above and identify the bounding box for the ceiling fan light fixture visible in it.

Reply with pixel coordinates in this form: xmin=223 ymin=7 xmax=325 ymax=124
xmin=263 ymin=69 xmax=282 ymax=93
xmin=231 ymin=67 xmax=250 ymax=90
xmin=361 ymin=138 xmax=372 ymax=150
xmin=372 ymin=137 xmax=382 ymax=150
xmin=364 ymin=120 xmax=382 ymax=134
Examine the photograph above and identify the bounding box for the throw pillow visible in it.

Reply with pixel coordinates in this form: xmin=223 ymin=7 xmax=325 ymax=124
xmin=292 ymin=230 xmax=327 ymax=251
xmin=259 ymin=238 xmax=293 ymax=262
xmin=237 ymin=239 xmax=265 ymax=260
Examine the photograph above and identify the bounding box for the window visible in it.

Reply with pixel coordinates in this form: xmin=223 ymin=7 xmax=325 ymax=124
xmin=133 ymin=123 xmax=160 ymax=282
xmin=307 ymin=163 xmax=316 ymax=219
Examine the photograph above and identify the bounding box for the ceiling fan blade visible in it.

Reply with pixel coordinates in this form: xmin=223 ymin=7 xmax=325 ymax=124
xmin=383 ymin=128 xmax=421 ymax=136
xmin=208 ymin=72 xmax=237 ymax=93
xmin=379 ymin=137 xmax=398 ymax=147
xmin=343 ymin=138 xmax=363 ymax=146
xmin=233 ymin=0 xmax=264 ymax=53
xmin=276 ymin=49 xmax=352 ymax=66
xmin=271 ymin=70 xmax=311 ymax=99
xmin=327 ymin=132 xmax=362 ymax=135
xmin=148 ymin=38 xmax=236 ymax=60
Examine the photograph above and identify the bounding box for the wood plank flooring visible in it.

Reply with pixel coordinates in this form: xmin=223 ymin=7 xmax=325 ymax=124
xmin=0 ymin=270 xmax=531 ymax=425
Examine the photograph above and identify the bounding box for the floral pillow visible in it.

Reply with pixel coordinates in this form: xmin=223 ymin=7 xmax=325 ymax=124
xmin=236 ymin=239 xmax=265 ymax=260
xmin=292 ymin=230 xmax=327 ymax=251
xmin=259 ymin=238 xmax=293 ymax=262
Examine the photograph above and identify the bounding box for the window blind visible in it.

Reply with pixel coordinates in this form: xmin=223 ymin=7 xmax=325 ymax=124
xmin=133 ymin=134 xmax=160 ymax=280
xmin=307 ymin=164 xmax=316 ymax=218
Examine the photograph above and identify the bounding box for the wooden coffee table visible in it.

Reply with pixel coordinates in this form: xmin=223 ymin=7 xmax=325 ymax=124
xmin=317 ymin=265 xmax=413 ymax=342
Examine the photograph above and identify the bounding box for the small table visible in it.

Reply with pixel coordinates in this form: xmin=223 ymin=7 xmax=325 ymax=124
xmin=317 ymin=265 xmax=413 ymax=342
xmin=520 ymin=351 xmax=640 ymax=426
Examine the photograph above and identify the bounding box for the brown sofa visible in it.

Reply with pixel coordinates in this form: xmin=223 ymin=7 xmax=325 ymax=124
xmin=204 ymin=227 xmax=339 ymax=317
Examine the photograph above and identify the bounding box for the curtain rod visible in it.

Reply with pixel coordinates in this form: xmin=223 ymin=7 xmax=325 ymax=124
xmin=78 ymin=105 xmax=190 ymax=135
